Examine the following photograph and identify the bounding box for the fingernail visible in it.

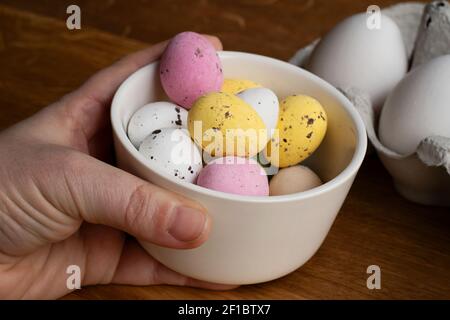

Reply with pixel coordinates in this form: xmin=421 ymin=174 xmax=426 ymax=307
xmin=168 ymin=207 xmax=207 ymax=242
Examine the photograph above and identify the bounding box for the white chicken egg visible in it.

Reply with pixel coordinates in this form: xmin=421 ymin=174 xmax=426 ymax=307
xmin=127 ymin=101 xmax=188 ymax=148
xmin=237 ymin=87 xmax=279 ymax=138
xmin=306 ymin=13 xmax=407 ymax=112
xmin=138 ymin=128 xmax=203 ymax=183
xmin=379 ymin=55 xmax=450 ymax=154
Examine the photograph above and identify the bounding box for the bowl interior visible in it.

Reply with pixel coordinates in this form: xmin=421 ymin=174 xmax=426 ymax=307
xmin=112 ymin=51 xmax=364 ymax=199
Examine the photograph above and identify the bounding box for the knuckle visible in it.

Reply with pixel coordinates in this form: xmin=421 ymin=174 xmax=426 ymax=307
xmin=54 ymin=97 xmax=81 ymax=132
xmin=124 ymin=185 xmax=172 ymax=235
xmin=32 ymin=146 xmax=80 ymax=179
xmin=51 ymin=148 xmax=85 ymax=176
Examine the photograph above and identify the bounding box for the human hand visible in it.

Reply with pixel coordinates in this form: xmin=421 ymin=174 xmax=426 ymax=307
xmin=0 ymin=36 xmax=233 ymax=299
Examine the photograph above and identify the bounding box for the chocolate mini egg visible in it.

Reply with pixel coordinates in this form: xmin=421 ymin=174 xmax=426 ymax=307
xmin=221 ymin=79 xmax=261 ymax=95
xmin=237 ymin=87 xmax=279 ymax=139
xmin=269 ymin=166 xmax=322 ymax=196
xmin=127 ymin=102 xmax=187 ymax=148
xmin=188 ymin=92 xmax=268 ymax=158
xmin=269 ymin=95 xmax=327 ymax=168
xmin=160 ymin=32 xmax=223 ymax=109
xmin=197 ymin=156 xmax=269 ymax=196
xmin=139 ymin=128 xmax=202 ymax=183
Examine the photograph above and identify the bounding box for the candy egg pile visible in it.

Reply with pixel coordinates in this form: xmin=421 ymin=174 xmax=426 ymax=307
xmin=127 ymin=31 xmax=329 ymax=196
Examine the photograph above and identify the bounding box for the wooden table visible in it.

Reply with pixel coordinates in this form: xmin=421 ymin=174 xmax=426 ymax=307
xmin=0 ymin=0 xmax=448 ymax=300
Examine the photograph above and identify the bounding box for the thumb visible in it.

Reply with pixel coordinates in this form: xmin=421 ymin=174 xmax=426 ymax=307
xmin=62 ymin=152 xmax=211 ymax=249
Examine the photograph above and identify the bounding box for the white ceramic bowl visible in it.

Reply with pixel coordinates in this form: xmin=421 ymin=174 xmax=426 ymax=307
xmin=111 ymin=51 xmax=367 ymax=285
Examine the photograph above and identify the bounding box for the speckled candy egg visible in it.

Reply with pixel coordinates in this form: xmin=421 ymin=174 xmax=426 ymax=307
xmin=196 ymin=156 xmax=269 ymax=196
xmin=221 ymin=78 xmax=261 ymax=95
xmin=237 ymin=87 xmax=279 ymax=139
xmin=269 ymin=95 xmax=327 ymax=168
xmin=127 ymin=102 xmax=187 ymax=148
xmin=188 ymin=92 xmax=268 ymax=158
xmin=139 ymin=128 xmax=203 ymax=183
xmin=160 ymin=32 xmax=223 ymax=109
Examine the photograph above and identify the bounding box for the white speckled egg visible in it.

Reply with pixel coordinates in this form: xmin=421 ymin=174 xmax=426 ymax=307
xmin=379 ymin=55 xmax=450 ymax=154
xmin=127 ymin=102 xmax=188 ymax=148
xmin=306 ymin=13 xmax=407 ymax=111
xmin=139 ymin=128 xmax=203 ymax=183
xmin=237 ymin=88 xmax=279 ymax=139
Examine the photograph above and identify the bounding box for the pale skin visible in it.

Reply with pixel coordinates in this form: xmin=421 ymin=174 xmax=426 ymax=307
xmin=0 ymin=36 xmax=236 ymax=299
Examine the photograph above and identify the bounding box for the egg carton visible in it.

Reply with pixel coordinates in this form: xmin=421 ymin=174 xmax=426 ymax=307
xmin=290 ymin=1 xmax=450 ymax=206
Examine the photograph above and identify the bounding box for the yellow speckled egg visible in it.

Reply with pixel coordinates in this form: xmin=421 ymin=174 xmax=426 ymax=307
xmin=188 ymin=92 xmax=268 ymax=158
xmin=268 ymin=95 xmax=327 ymax=168
xmin=221 ymin=79 xmax=262 ymax=95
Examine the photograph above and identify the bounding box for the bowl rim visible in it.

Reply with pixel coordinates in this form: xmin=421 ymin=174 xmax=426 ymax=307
xmin=111 ymin=50 xmax=367 ymax=204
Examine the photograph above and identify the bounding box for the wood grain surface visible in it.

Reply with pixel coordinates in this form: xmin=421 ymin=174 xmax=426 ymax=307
xmin=0 ymin=1 xmax=449 ymax=300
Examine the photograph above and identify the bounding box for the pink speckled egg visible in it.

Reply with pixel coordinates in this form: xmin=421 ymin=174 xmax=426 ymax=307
xmin=197 ymin=157 xmax=269 ymax=196
xmin=160 ymin=32 xmax=223 ymax=109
